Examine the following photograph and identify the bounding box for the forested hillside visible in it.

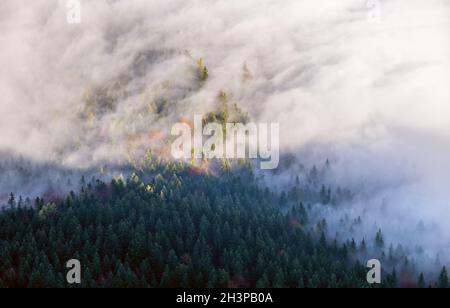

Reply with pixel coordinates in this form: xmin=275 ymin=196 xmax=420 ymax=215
xmin=2 ymin=159 xmax=443 ymax=288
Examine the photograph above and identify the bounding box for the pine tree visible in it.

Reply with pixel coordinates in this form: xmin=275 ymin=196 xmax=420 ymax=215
xmin=256 ymin=273 xmax=270 ymax=288
xmin=8 ymin=193 xmax=15 ymax=209
xmin=375 ymin=229 xmax=384 ymax=248
xmin=390 ymin=268 xmax=398 ymax=288
xmin=438 ymin=267 xmax=449 ymax=288
xmin=273 ymin=271 xmax=286 ymax=288
xmin=418 ymin=273 xmax=426 ymax=288
xmin=360 ymin=238 xmax=367 ymax=252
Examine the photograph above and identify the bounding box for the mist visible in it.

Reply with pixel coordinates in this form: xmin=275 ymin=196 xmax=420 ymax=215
xmin=0 ymin=0 xmax=449 ymax=268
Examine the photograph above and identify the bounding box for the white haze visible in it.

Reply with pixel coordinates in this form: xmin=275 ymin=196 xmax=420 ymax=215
xmin=0 ymin=0 xmax=449 ymax=267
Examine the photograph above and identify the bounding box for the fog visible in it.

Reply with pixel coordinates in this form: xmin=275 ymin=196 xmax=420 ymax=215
xmin=0 ymin=0 xmax=449 ymax=268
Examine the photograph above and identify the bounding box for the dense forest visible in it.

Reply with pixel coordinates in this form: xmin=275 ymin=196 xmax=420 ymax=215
xmin=0 ymin=160 xmax=447 ymax=288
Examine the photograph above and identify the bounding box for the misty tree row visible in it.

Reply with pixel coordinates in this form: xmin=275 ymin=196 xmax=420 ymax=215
xmin=0 ymin=160 xmax=448 ymax=288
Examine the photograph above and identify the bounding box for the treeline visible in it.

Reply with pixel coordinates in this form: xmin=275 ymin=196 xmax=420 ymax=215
xmin=0 ymin=161 xmax=446 ymax=288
